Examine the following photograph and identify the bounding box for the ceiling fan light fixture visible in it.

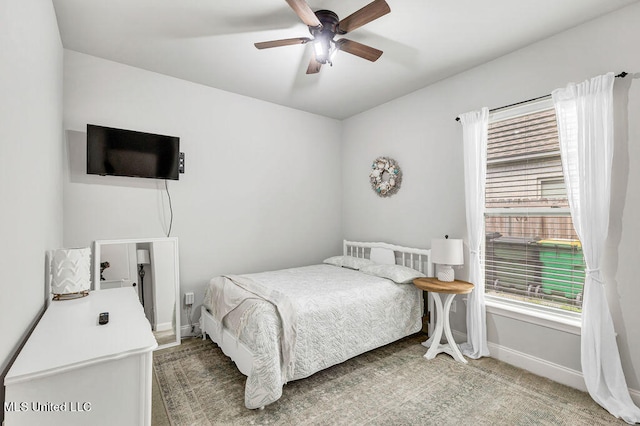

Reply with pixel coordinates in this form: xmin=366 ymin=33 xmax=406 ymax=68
xmin=329 ymin=40 xmax=339 ymax=62
xmin=313 ymin=38 xmax=327 ymax=61
xmin=313 ymin=36 xmax=335 ymax=65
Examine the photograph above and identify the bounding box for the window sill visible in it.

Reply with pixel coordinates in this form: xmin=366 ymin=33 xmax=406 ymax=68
xmin=485 ymin=295 xmax=582 ymax=335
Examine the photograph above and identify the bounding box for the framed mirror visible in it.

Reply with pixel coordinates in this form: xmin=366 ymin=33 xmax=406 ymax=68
xmin=94 ymin=237 xmax=180 ymax=349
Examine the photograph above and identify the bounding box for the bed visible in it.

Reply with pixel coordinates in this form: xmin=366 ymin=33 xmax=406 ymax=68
xmin=200 ymin=240 xmax=433 ymax=409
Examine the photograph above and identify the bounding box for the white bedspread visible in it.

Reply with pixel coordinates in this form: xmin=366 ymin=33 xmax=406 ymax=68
xmin=203 ymin=264 xmax=422 ymax=409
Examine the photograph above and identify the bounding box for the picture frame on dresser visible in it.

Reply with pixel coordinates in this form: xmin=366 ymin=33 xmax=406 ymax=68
xmin=93 ymin=237 xmax=181 ymax=349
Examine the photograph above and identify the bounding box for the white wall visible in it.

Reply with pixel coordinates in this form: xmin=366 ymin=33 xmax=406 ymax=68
xmin=0 ymin=0 xmax=64 ymax=418
xmin=62 ymin=50 xmax=343 ymax=329
xmin=342 ymin=2 xmax=640 ymax=393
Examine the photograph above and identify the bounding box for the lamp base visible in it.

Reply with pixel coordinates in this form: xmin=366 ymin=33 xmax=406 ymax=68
xmin=52 ymin=290 xmax=89 ymax=301
xmin=437 ymin=266 xmax=455 ymax=282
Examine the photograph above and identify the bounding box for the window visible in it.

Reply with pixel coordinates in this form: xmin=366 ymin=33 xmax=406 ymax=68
xmin=539 ymin=178 xmax=566 ymax=199
xmin=484 ymin=99 xmax=585 ymax=313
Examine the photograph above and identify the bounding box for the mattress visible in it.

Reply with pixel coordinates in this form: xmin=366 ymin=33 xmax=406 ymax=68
xmin=203 ymin=263 xmax=422 ymax=408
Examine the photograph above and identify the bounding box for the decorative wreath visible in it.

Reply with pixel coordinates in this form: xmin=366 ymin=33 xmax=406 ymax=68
xmin=369 ymin=156 xmax=402 ymax=197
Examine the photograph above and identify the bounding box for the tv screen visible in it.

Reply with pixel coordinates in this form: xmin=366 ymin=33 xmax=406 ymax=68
xmin=87 ymin=124 xmax=180 ymax=180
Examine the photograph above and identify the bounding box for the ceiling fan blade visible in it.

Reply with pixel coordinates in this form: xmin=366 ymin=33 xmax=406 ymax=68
xmin=285 ymin=0 xmax=322 ymax=28
xmin=337 ymin=0 xmax=390 ymax=34
xmin=306 ymin=53 xmax=322 ymax=74
xmin=254 ymin=37 xmax=311 ymax=49
xmin=336 ymin=39 xmax=383 ymax=62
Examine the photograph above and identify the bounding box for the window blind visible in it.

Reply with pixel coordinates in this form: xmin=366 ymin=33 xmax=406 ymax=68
xmin=485 ymin=105 xmax=585 ymax=311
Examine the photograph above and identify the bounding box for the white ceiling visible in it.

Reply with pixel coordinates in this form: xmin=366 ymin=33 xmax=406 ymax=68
xmin=52 ymin=0 xmax=638 ymax=119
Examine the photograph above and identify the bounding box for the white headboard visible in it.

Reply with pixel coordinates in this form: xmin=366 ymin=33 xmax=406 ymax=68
xmin=343 ymin=240 xmax=433 ymax=277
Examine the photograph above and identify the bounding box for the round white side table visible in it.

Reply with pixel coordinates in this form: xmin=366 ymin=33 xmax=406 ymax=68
xmin=413 ymin=277 xmax=474 ymax=364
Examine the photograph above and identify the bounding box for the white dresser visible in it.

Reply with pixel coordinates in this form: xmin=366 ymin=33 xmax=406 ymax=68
xmin=4 ymin=288 xmax=158 ymax=426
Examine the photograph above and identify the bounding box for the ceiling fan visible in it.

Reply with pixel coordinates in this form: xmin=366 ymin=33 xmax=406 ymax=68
xmin=254 ymin=0 xmax=391 ymax=74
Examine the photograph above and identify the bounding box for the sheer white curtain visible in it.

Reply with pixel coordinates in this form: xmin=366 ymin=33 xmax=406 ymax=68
xmin=459 ymin=107 xmax=490 ymax=359
xmin=553 ymin=73 xmax=640 ymax=424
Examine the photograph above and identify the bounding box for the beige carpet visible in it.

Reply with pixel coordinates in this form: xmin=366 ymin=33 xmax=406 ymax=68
xmin=153 ymin=335 xmax=624 ymax=425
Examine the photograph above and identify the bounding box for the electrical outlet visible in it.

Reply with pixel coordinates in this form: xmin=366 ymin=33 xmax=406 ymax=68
xmin=451 ymin=299 xmax=457 ymax=313
xmin=184 ymin=292 xmax=194 ymax=306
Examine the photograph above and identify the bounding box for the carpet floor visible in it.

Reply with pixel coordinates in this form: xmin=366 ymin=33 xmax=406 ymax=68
xmin=153 ymin=335 xmax=624 ymax=425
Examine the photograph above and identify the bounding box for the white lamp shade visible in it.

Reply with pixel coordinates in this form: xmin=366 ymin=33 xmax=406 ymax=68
xmin=431 ymin=239 xmax=464 ymax=266
xmin=50 ymin=248 xmax=91 ymax=295
xmin=137 ymin=249 xmax=150 ymax=265
xmin=432 ymin=239 xmax=464 ymax=282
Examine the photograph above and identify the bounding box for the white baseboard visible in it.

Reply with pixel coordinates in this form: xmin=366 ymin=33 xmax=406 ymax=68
xmin=630 ymin=388 xmax=640 ymax=407
xmin=452 ymin=330 xmax=640 ymax=407
xmin=180 ymin=322 xmax=200 ymax=338
xmin=486 ymin=340 xmax=587 ymax=392
xmin=155 ymin=322 xmax=173 ymax=332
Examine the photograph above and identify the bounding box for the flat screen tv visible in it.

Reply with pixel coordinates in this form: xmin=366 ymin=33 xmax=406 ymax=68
xmin=87 ymin=124 xmax=180 ymax=180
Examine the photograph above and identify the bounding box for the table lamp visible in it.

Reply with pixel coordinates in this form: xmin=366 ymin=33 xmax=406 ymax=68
xmin=50 ymin=247 xmax=91 ymax=300
xmin=431 ymin=237 xmax=463 ymax=282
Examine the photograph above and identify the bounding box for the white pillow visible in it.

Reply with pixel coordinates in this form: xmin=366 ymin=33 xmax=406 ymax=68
xmin=323 ymin=255 xmax=376 ymax=270
xmin=359 ymin=263 xmax=426 ymax=284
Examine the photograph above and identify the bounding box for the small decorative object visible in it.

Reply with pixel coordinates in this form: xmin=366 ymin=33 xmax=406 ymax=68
xmin=431 ymin=236 xmax=464 ymax=282
xmin=100 ymin=261 xmax=110 ymax=281
xmin=369 ymin=156 xmax=402 ymax=197
xmin=50 ymin=248 xmax=91 ymax=300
